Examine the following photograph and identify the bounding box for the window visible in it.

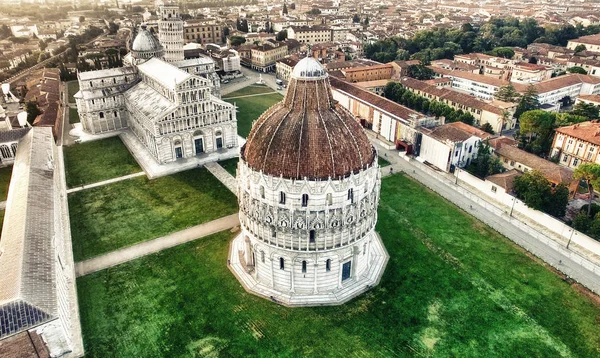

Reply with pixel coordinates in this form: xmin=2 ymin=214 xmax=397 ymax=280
xmin=302 ymin=260 xmax=307 ymax=273
xmin=302 ymin=194 xmax=308 ymax=207
xmin=260 ymin=186 xmax=265 ymax=199
xmin=468 ymin=145 xmax=473 ymax=153
xmin=574 ymin=158 xmax=579 ymax=166
xmin=280 ymin=257 xmax=285 ymax=270
xmin=261 ymin=251 xmax=265 ymax=263
xmin=510 ymin=161 xmax=515 ymax=166
xmin=309 ymin=230 xmax=315 ymax=243
xmin=279 ymin=191 xmax=286 ymax=204
xmin=563 ymin=155 xmax=568 ymax=162
xmin=99 ymin=112 xmax=104 ymax=119
xmin=363 ymin=243 xmax=367 ymax=255
xmin=491 ymin=186 xmax=497 ymax=193
xmin=326 ymin=193 xmax=332 ymax=205
xmin=348 ymin=189 xmax=354 ymax=203
xmin=272 ymin=227 xmax=277 ymax=238
xmin=326 ymin=259 xmax=331 ymax=272
xmin=455 ymin=151 xmax=459 ymax=157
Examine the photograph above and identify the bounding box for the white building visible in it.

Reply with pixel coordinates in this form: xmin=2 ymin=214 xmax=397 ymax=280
xmin=287 ymin=25 xmax=333 ymax=45
xmin=230 ymin=58 xmax=389 ymax=306
xmin=419 ymin=122 xmax=492 ymax=172
xmin=74 ymin=4 xmax=237 ymax=165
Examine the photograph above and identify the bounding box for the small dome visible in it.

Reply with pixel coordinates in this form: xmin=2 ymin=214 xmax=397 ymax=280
xmin=291 ymin=57 xmax=328 ymax=80
xmin=131 ymin=25 xmax=163 ymax=53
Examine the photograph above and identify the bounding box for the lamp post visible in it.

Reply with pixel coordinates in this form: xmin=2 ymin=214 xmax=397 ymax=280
xmin=567 ymin=229 xmax=575 ymax=249
xmin=509 ymin=196 xmax=516 ymax=217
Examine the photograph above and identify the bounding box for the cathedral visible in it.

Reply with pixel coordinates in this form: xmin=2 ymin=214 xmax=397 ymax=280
xmin=74 ymin=3 xmax=237 ymax=164
xmin=230 ymin=57 xmax=389 ymax=306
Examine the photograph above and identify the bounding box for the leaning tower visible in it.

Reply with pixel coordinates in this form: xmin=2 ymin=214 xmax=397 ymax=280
xmin=158 ymin=2 xmax=184 ymax=62
xmin=229 ymin=58 xmax=389 ymax=306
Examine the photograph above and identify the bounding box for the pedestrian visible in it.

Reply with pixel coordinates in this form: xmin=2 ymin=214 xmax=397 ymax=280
xmin=389 ymin=167 xmax=393 ymax=174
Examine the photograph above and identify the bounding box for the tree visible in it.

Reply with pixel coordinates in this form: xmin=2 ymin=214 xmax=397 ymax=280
xmin=567 ymin=66 xmax=587 ymax=74
xmin=572 ymin=101 xmax=599 ymax=119
xmin=25 ymin=101 xmax=41 ymax=124
xmin=364 ymin=17 xmax=369 ymax=25
xmin=573 ymin=163 xmax=600 ymax=216
xmin=514 ymin=84 xmax=540 ymax=119
xmin=241 ymin=19 xmax=249 ymax=33
xmin=79 ymin=16 xmax=85 ymax=23
xmin=38 ymin=39 xmax=47 ymax=51
xmin=276 ymin=30 xmax=287 ymax=41
xmin=223 ymin=27 xmax=230 ymax=38
xmin=352 ymin=14 xmax=360 ymax=23
xmin=307 ymin=8 xmax=321 ymax=15
xmin=282 ymin=3 xmax=288 ymax=15
xmin=513 ymin=170 xmax=568 ymax=217
xmin=494 ymin=84 xmax=520 ymax=102
xmin=574 ymin=44 xmax=587 ymax=53
xmin=481 ymin=122 xmax=495 ymax=134
xmin=468 ymin=141 xmax=504 ymax=178
xmin=518 ymin=110 xmax=555 ymax=153
xmin=407 ymin=64 xmax=434 ymax=80
xmin=229 ymin=36 xmax=246 ymax=46
xmin=488 ymin=47 xmax=515 ymax=58
xmin=108 ymin=21 xmax=119 ymax=35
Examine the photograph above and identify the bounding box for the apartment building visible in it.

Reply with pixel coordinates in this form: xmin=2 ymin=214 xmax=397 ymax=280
xmin=551 ymin=121 xmax=600 ymax=168
xmin=567 ymin=33 xmax=600 ymax=52
xmin=250 ymin=40 xmax=288 ymax=72
xmin=183 ymin=20 xmax=222 ymax=45
xmin=431 ymin=67 xmax=508 ymax=100
xmin=287 ymin=25 xmax=333 ymax=45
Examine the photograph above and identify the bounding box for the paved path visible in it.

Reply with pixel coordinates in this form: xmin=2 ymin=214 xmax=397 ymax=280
xmin=75 ymin=213 xmax=240 ymax=277
xmin=66 ymin=172 xmax=146 ymax=194
xmin=371 ymin=137 xmax=600 ymax=294
xmin=205 ymin=162 xmax=237 ymax=194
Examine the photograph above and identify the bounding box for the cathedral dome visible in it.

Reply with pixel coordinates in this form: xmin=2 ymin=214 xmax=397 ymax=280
xmin=242 ymin=58 xmax=375 ymax=180
xmin=131 ymin=24 xmax=164 ymax=59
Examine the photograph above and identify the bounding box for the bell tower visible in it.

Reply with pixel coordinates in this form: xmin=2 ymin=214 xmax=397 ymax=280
xmin=158 ymin=1 xmax=184 ymax=62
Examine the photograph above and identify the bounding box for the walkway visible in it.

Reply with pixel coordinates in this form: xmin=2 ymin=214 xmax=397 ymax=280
xmin=205 ymin=162 xmax=237 ymax=194
xmin=371 ymin=137 xmax=600 ymax=294
xmin=66 ymin=172 xmax=146 ymax=194
xmin=75 ymin=213 xmax=240 ymax=277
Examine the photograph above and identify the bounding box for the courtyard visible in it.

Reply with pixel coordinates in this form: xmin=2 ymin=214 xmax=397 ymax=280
xmin=76 ymin=174 xmax=600 ymax=357
xmin=223 ymin=88 xmax=282 ymax=138
xmin=69 ymin=167 xmax=238 ymax=261
xmin=63 ymin=136 xmax=141 ymax=188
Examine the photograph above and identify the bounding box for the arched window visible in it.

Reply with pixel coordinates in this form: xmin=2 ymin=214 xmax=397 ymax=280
xmin=363 ymin=243 xmax=367 ymax=255
xmin=279 ymin=191 xmax=286 ymax=204
xmin=301 ymin=194 xmax=308 ymax=207
xmin=326 ymin=193 xmax=332 ymax=205
xmin=326 ymin=259 xmax=331 ymax=272
xmin=11 ymin=143 xmax=17 ymax=156
xmin=302 ymin=260 xmax=307 ymax=273
xmin=271 ymin=227 xmax=277 ymax=238
xmin=99 ymin=112 xmax=104 ymax=119
xmin=261 ymin=251 xmax=265 ymax=263
xmin=309 ymin=230 xmax=315 ymax=243
xmin=0 ymin=145 xmax=11 ymax=158
xmin=260 ymin=186 xmax=265 ymax=199
xmin=280 ymin=257 xmax=285 ymax=270
xmin=348 ymin=188 xmax=354 ymax=203
xmin=114 ymin=111 xmax=118 ymax=117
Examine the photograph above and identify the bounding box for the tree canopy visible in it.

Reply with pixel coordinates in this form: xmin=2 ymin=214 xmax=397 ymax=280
xmin=567 ymin=66 xmax=587 ymax=74
xmin=573 ymin=163 xmax=600 ymax=216
xmin=494 ymin=84 xmax=520 ymax=103
xmin=513 ymin=170 xmax=569 ymax=217
xmin=407 ymin=64 xmax=435 ymax=80
xmin=572 ymin=101 xmax=599 ymax=119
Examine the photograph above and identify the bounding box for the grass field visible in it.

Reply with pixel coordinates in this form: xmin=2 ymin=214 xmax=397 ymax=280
xmin=222 ymin=84 xmax=276 ymax=99
xmin=69 ymin=168 xmax=238 ymax=261
xmin=68 ymin=81 xmax=79 ymax=103
xmin=64 ymin=137 xmax=141 ymax=188
xmin=0 ymin=166 xmax=12 ymax=201
xmin=218 ymin=157 xmax=239 ymax=177
xmin=76 ymin=174 xmax=600 ymax=357
xmin=0 ymin=210 xmax=4 ymax=239
xmin=69 ymin=107 xmax=80 ymax=124
xmin=224 ymin=90 xmax=282 ymax=138
xmin=378 ymin=156 xmax=391 ymax=167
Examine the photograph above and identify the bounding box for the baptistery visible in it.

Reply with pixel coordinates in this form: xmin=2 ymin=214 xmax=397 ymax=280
xmin=229 ymin=57 xmax=389 ymax=306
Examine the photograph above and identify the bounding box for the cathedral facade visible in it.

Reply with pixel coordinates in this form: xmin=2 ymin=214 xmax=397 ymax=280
xmin=230 ymin=58 xmax=389 ymax=306
xmin=74 ymin=3 xmax=236 ymax=164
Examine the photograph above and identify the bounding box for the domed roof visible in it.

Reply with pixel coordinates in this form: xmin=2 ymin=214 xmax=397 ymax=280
xmin=131 ymin=25 xmax=163 ymax=53
xmin=291 ymin=57 xmax=328 ymax=80
xmin=242 ymin=59 xmax=375 ymax=180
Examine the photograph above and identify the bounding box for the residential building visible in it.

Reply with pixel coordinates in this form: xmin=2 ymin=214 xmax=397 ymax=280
xmin=567 ymin=33 xmax=600 ymax=52
xmin=419 ymin=121 xmax=491 ymax=172
xmin=183 ymin=20 xmax=222 ymax=45
xmin=490 ymin=136 xmax=577 ymax=192
xmin=431 ymin=67 xmax=508 ymax=100
xmin=576 ymin=94 xmax=600 ymax=106
xmin=276 ymin=56 xmax=300 ymax=82
xmin=511 ymin=62 xmax=553 ymax=84
xmin=398 ymin=77 xmax=517 ymax=133
xmin=250 ymin=40 xmax=288 ymax=72
xmin=287 ymin=25 xmax=333 ymax=45
xmin=340 ymin=63 xmax=393 ymax=82
xmin=551 ymin=121 xmax=600 ymax=168
xmin=514 ymin=74 xmax=600 ymax=110
xmin=329 ymin=76 xmax=437 ymax=151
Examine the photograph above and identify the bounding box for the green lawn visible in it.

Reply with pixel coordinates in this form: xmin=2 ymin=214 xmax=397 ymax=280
xmin=63 ymin=136 xmax=141 ymax=188
xmin=378 ymin=156 xmax=391 ymax=167
xmin=0 ymin=166 xmax=12 ymax=201
xmin=69 ymin=168 xmax=238 ymax=261
xmin=0 ymin=210 xmax=4 ymax=239
xmin=76 ymin=174 xmax=600 ymax=357
xmin=67 ymin=81 xmax=79 ymax=103
xmin=218 ymin=157 xmax=238 ymax=177
xmin=224 ymin=91 xmax=282 ymax=138
xmin=69 ymin=107 xmax=80 ymax=124
xmin=222 ymin=84 xmax=276 ymax=99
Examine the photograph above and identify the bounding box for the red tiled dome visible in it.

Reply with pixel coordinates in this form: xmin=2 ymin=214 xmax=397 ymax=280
xmin=242 ymin=58 xmax=375 ymax=180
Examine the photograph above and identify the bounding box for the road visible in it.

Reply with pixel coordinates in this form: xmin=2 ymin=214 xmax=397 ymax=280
xmin=220 ymin=66 xmax=285 ymax=96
